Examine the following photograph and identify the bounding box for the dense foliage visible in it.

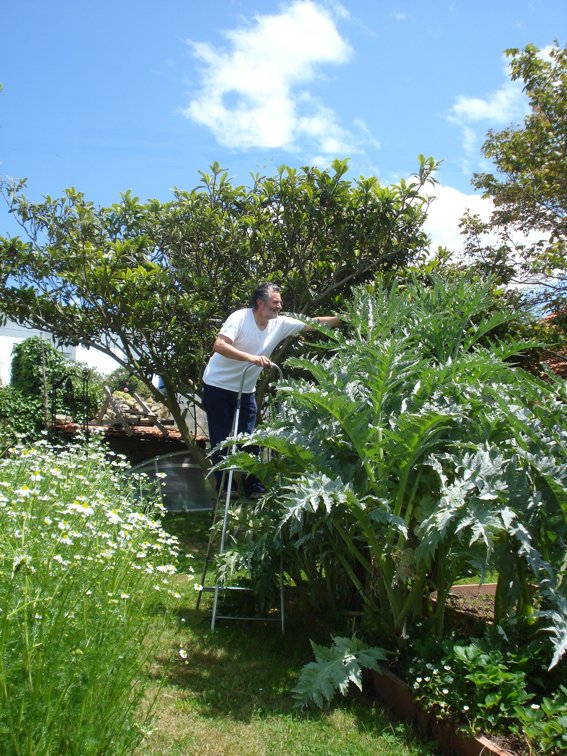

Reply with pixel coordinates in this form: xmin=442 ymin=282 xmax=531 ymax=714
xmin=10 ymin=336 xmax=103 ymax=419
xmin=218 ymin=276 xmax=567 ymax=670
xmin=0 ymin=158 xmax=437 ymax=461
xmin=0 ymin=386 xmax=44 ymax=450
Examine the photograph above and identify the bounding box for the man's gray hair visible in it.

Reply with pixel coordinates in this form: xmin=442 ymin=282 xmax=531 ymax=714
xmin=251 ymin=282 xmax=281 ymax=309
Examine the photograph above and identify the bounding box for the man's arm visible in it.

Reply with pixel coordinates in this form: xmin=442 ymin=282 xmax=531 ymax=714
xmin=302 ymin=315 xmax=342 ymax=331
xmin=213 ymin=335 xmax=273 ymax=367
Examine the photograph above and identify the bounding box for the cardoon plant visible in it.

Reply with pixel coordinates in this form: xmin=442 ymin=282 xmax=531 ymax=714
xmin=220 ymin=276 xmax=566 ymax=668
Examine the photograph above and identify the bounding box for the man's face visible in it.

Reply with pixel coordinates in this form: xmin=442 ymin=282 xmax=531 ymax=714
xmin=260 ymin=292 xmax=283 ymax=319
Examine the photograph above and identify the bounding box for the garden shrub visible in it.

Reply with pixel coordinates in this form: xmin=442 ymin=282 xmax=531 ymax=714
xmin=0 ymin=386 xmax=45 ymax=449
xmin=220 ymin=274 xmax=567 ymax=748
xmin=292 ymin=635 xmax=388 ymax=710
xmin=106 ymin=366 xmax=152 ymax=398
xmin=9 ymin=336 xmax=104 ymax=423
xmin=517 ymin=684 xmax=567 ymax=754
xmin=0 ymin=436 xmax=182 ymax=754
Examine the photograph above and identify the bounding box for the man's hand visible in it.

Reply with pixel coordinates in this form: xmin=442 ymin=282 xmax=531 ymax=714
xmin=251 ymin=354 xmax=274 ymax=368
xmin=213 ymin=336 xmax=274 ymax=367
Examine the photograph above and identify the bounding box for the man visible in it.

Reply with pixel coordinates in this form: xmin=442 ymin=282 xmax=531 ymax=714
xmin=203 ymin=282 xmax=340 ymax=497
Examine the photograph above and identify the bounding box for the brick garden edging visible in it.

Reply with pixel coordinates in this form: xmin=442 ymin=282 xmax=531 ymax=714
xmin=370 ymin=668 xmax=518 ymax=755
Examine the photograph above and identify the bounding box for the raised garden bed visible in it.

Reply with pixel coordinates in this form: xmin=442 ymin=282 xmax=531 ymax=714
xmin=370 ymin=668 xmax=521 ymax=755
xmin=368 ymin=584 xmax=528 ymax=754
xmin=445 ymin=582 xmax=497 ymax=623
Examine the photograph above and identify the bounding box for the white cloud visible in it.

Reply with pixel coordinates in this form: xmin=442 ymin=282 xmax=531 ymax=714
xmin=449 ymin=79 xmax=526 ymax=125
xmin=447 ymin=55 xmax=528 ymax=174
xmin=353 ymin=117 xmax=381 ymax=151
xmin=424 ymin=183 xmax=545 ymax=294
xmin=183 ymin=1 xmax=358 ymax=156
xmin=423 ymin=183 xmax=493 ymax=253
xmin=326 ymin=0 xmax=350 ymax=20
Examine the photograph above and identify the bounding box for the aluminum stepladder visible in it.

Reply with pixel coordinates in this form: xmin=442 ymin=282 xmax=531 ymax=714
xmin=196 ymin=363 xmax=285 ymax=632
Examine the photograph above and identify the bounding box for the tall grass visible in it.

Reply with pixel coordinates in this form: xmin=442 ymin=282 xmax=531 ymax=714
xmin=0 ymin=435 xmax=182 ymax=755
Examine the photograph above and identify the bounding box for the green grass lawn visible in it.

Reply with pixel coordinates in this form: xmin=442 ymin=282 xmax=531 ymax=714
xmin=136 ymin=512 xmax=433 ymax=756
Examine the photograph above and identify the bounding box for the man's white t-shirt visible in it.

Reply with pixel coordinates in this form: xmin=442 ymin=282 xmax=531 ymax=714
xmin=203 ymin=308 xmax=305 ymax=393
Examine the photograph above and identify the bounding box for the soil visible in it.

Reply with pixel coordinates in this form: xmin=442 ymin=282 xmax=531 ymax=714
xmin=445 ymin=591 xmax=496 ymax=623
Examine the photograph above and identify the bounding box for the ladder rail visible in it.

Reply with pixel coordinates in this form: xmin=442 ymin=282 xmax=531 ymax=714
xmin=197 ymin=363 xmax=285 ymax=632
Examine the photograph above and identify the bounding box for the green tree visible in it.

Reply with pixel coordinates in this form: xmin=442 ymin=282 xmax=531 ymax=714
xmin=461 ymin=42 xmax=566 ymax=312
xmin=0 ymin=158 xmax=437 ymax=465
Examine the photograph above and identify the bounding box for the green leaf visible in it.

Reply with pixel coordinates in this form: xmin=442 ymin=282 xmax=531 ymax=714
xmin=292 ymin=636 xmax=388 ymax=710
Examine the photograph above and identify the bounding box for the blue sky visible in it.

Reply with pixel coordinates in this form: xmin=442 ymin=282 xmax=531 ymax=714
xmin=1 ymin=1 xmax=565 ymax=251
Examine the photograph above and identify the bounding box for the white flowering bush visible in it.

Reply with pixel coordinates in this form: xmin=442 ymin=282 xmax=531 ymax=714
xmin=0 ymin=436 xmax=181 ymax=754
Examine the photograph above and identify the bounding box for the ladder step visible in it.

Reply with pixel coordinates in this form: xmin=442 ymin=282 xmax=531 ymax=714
xmin=198 ymin=585 xmax=254 ymax=593
xmin=215 ymin=615 xmax=281 ymax=622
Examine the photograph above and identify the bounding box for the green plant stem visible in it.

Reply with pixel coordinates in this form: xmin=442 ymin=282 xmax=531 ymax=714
xmin=394 ymin=570 xmax=428 ymax=632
